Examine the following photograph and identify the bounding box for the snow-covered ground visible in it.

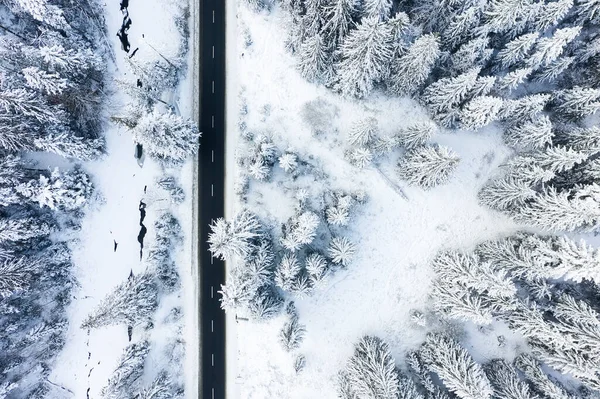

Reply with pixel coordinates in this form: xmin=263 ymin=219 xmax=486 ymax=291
xmin=229 ymin=5 xmax=531 ymax=398
xmin=50 ymin=1 xmax=195 ymax=397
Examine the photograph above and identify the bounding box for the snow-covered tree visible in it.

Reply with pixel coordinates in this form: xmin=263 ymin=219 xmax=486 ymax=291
xmin=422 ymin=68 xmax=481 ymax=115
xmin=305 ymin=253 xmax=329 ymax=284
xmin=515 ymin=354 xmax=573 ymax=399
xmin=275 ymin=252 xmax=301 ymax=291
xmin=482 ymin=0 xmax=540 ymax=36
xmin=0 ymin=217 xmax=53 ymax=243
xmin=460 ymin=96 xmax=504 ymax=130
xmin=132 ymin=110 xmax=200 ymax=165
xmin=327 ymin=204 xmax=350 ymax=226
xmin=279 ymin=314 xmax=306 ymax=351
xmin=278 ymin=152 xmax=298 ymax=173
xmin=557 ymin=126 xmax=600 ymax=153
xmin=479 ymin=177 xmax=536 ymax=211
xmin=12 ymin=0 xmax=68 ymax=29
xmin=0 ymin=87 xmax=64 ymax=124
xmin=533 ymin=0 xmax=573 ymax=32
xmin=0 ymin=257 xmax=36 ymax=297
xmin=407 ymin=351 xmax=452 ymax=399
xmin=389 ymin=34 xmax=440 ymax=96
xmin=363 ymin=0 xmax=392 ymax=20
xmin=281 ymin=211 xmax=320 ymax=251
xmin=431 ymin=280 xmax=495 ymax=325
xmin=102 ymin=341 xmax=150 ymax=399
xmin=495 ymin=33 xmax=540 ymax=70
xmin=34 ymin=133 xmax=104 ymax=161
xmin=247 ymin=285 xmax=283 ymax=319
xmin=335 ymin=16 xmax=394 ymax=98
xmin=398 ymin=145 xmax=460 ymax=189
xmin=496 ymin=67 xmax=533 ymax=92
xmin=17 ymin=167 xmax=93 ymax=211
xmin=450 ymin=37 xmax=493 ymax=74
xmin=574 ymin=0 xmax=600 ymax=23
xmin=485 ymin=359 xmax=539 ymax=399
xmin=397 ymin=122 xmax=436 ymax=150
xmin=208 ymin=211 xmax=261 ymax=260
xmin=298 ymin=34 xmax=334 ymax=84
xmin=504 ymin=115 xmax=552 ymax=150
xmin=81 ymin=271 xmax=158 ymax=329
xmin=329 ymin=236 xmax=356 ymax=266
xmin=348 ymin=117 xmax=378 ymax=146
xmin=321 ymin=0 xmax=357 ymax=45
xmin=344 ymin=336 xmax=399 ymax=399
xmin=552 ymin=87 xmax=600 ymax=118
xmin=443 ymin=6 xmax=482 ymax=50
xmin=21 ymin=67 xmax=68 ymax=95
xmin=421 ymin=333 xmax=493 ymax=399
xmin=528 ymin=27 xmax=581 ymax=69
xmin=136 ymin=374 xmax=173 ymax=399
xmin=500 ymin=94 xmax=551 ymax=123
xmin=534 ymin=56 xmax=574 ymax=83
xmin=348 ymin=147 xmax=374 ymax=168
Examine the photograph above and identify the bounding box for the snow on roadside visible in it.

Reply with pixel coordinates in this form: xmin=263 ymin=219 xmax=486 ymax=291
xmin=50 ymin=0 xmax=194 ymax=397
xmin=230 ymin=5 xmax=524 ymax=398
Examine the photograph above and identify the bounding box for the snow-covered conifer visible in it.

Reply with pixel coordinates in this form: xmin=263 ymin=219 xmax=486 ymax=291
xmin=539 ymin=235 xmax=600 ymax=283
xmin=335 ymin=16 xmax=394 ymax=98
xmin=533 ymin=0 xmax=573 ymax=31
xmin=527 ymin=27 xmax=581 ymax=69
xmin=470 ymin=75 xmax=497 ymax=98
xmin=0 ymin=87 xmax=64 ymax=124
xmin=574 ymin=0 xmax=600 ymax=23
xmin=132 ymin=110 xmax=200 ymax=165
xmin=21 ymin=67 xmax=68 ymax=95
xmin=81 ymin=271 xmax=158 ymax=329
xmin=321 ymin=0 xmax=356 ymax=45
xmin=329 ymin=236 xmax=356 ymax=266
xmin=345 ymin=336 xmax=399 ymax=399
xmin=327 ymin=205 xmax=350 ymax=226
xmin=38 ymin=44 xmax=102 ymax=75
xmin=397 ymin=122 xmax=436 ymax=150
xmin=422 ymin=68 xmax=480 ymax=114
xmin=13 ymin=0 xmax=68 ymax=29
xmin=363 ymin=0 xmax=392 ymax=20
xmin=102 ymin=341 xmax=150 ymax=399
xmin=0 ymin=257 xmax=36 ymax=297
xmin=398 ymin=375 xmax=425 ymax=399
xmin=348 ymin=147 xmax=374 ymax=168
xmin=558 ymin=126 xmax=600 ymax=153
xmin=389 ymin=34 xmax=440 ymax=96
xmin=279 ymin=314 xmax=306 ymax=351
xmin=450 ymin=38 xmax=493 ymax=74
xmin=485 ymin=359 xmax=539 ymax=399
xmin=443 ymin=6 xmax=482 ymax=50
xmin=500 ymin=94 xmax=551 ymax=123
xmin=281 ymin=211 xmax=320 ymax=251
xmin=398 ymin=145 xmax=459 ymax=189
xmin=136 ymin=374 xmax=173 ymax=399
xmin=278 ymin=152 xmax=298 ymax=173
xmin=0 ymin=218 xmax=53 ymax=243
xmin=305 ymin=253 xmax=328 ymax=284
xmin=496 ymin=68 xmax=533 ymax=92
xmin=495 ymin=33 xmax=539 ymax=70
xmin=504 ymin=115 xmax=552 ymax=150
xmin=208 ymin=211 xmax=261 ymax=260
xmin=460 ymin=96 xmax=504 ymax=130
xmin=348 ymin=117 xmax=378 ymax=146
xmin=421 ymin=333 xmax=493 ymax=399
xmin=247 ymin=286 xmax=283 ymax=319
xmin=275 ymin=252 xmax=301 ymax=291
xmin=552 ymin=87 xmax=600 ymax=118
xmin=219 ymin=271 xmax=256 ymax=311
xmin=294 ymin=354 xmax=306 ymax=373
xmin=482 ymin=0 xmax=540 ymax=36
xmin=34 ymin=133 xmax=104 ymax=161
xmin=247 ymin=159 xmax=270 ymax=180
xmin=298 ymin=34 xmax=334 ymax=84
xmin=431 ymin=280 xmax=494 ymax=325
xmin=407 ymin=351 xmax=452 ymax=399
xmin=479 ymin=177 xmax=536 ymax=211
xmin=515 ymin=354 xmax=572 ymax=399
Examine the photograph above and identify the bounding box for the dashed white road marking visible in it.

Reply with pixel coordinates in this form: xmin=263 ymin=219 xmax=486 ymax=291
xmin=212 ymin=388 xmax=215 ymax=399
xmin=211 ymin=115 xmax=214 ymax=128
xmin=211 ymin=184 xmax=214 ymax=197
xmin=211 ymin=256 xmax=214 ymax=265
xmin=212 ymin=10 xmax=215 ymax=23
xmin=211 ymin=286 xmax=214 ymax=298
xmin=212 ymin=353 xmax=214 ymax=366
xmin=212 ymin=80 xmax=214 ymax=93
xmin=212 ymin=45 xmax=214 ymax=58
xmin=211 ymin=150 xmax=214 ymax=162
xmin=211 ymin=320 xmax=214 ymax=332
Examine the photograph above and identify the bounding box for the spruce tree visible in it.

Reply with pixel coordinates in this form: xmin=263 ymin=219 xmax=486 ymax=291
xmin=460 ymin=96 xmax=504 ymax=130
xmin=398 ymin=145 xmax=460 ymax=189
xmin=298 ymin=34 xmax=334 ymax=84
xmin=495 ymin=33 xmax=539 ymax=70
xmin=389 ymin=34 xmax=440 ymax=96
xmin=504 ymin=115 xmax=553 ymax=150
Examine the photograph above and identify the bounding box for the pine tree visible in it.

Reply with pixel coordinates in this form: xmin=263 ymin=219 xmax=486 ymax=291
xmin=460 ymin=96 xmax=504 ymax=130
xmin=21 ymin=67 xmax=69 ymax=95
xmin=496 ymin=67 xmax=533 ymax=92
xmin=485 ymin=359 xmax=539 ymax=399
xmin=0 ymin=217 xmax=53 ymax=243
xmin=479 ymin=176 xmax=537 ymax=211
xmin=12 ymin=0 xmax=68 ymax=30
xmin=533 ymin=0 xmax=573 ymax=32
xmin=136 ymin=374 xmax=173 ymax=399
xmin=450 ymin=37 xmax=493 ymax=74
xmin=322 ymin=0 xmax=357 ymax=45
xmin=574 ymin=0 xmax=600 ymax=24
xmin=514 ymin=354 xmax=573 ymax=399
xmin=421 ymin=333 xmax=493 ymax=399
xmin=421 ymin=68 xmax=481 ymax=115
xmin=398 ymin=145 xmax=460 ymax=189
xmin=281 ymin=211 xmax=320 ymax=251
xmin=328 ymin=236 xmax=356 ymax=266
xmin=348 ymin=117 xmax=378 ymax=146
xmin=34 ymin=133 xmax=104 ymax=161
xmin=527 ymin=27 xmax=581 ymax=69
xmin=247 ymin=285 xmax=283 ymax=319
xmin=495 ymin=33 xmax=539 ymax=70
xmin=539 ymin=235 xmax=600 ymax=283
xmin=397 ymin=122 xmax=436 ymax=150
xmin=305 ymin=253 xmax=329 ymax=285
xmin=443 ymin=6 xmax=482 ymax=50
xmin=275 ymin=252 xmax=301 ymax=291
xmin=0 ymin=87 xmax=64 ymax=124
xmin=279 ymin=314 xmax=306 ymax=351
xmin=345 ymin=336 xmax=399 ymax=399
xmin=504 ymin=115 xmax=553 ymax=150
xmin=557 ymin=126 xmax=600 ymax=153
xmin=364 ymin=0 xmax=392 ymax=20
xmin=81 ymin=271 xmax=158 ymax=329
xmin=348 ymin=147 xmax=374 ymax=168
xmin=500 ymin=94 xmax=551 ymax=123
xmin=208 ymin=211 xmax=261 ymax=260
xmin=431 ymin=280 xmax=495 ymax=325
xmin=482 ymin=0 xmax=540 ymax=36
xmin=335 ymin=16 xmax=395 ymax=98
xmin=389 ymin=34 xmax=440 ymax=96
xmin=0 ymin=257 xmax=36 ymax=297
xmin=298 ymin=34 xmax=334 ymax=84
xmin=132 ymin=110 xmax=200 ymax=165
xmin=552 ymin=87 xmax=600 ymax=118
xmin=102 ymin=341 xmax=150 ymax=399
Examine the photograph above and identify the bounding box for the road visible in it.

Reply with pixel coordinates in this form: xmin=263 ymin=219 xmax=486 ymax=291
xmin=198 ymin=0 xmax=226 ymax=398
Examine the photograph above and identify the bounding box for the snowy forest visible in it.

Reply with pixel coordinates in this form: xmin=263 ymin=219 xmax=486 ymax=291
xmin=224 ymin=0 xmax=600 ymax=397
xmin=0 ymin=0 xmax=198 ymax=397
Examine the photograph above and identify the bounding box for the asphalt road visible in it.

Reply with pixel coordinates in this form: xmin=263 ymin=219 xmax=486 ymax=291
xmin=198 ymin=0 xmax=226 ymax=397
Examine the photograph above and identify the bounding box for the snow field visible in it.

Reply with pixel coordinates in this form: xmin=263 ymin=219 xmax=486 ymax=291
xmin=230 ymin=4 xmax=530 ymax=398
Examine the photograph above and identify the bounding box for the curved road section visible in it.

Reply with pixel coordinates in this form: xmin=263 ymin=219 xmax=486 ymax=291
xmin=198 ymin=0 xmax=226 ymax=398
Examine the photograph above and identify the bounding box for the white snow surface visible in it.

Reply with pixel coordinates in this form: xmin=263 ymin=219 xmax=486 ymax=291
xmin=50 ymin=0 xmax=194 ymax=397
xmin=231 ymin=5 xmax=529 ymax=398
